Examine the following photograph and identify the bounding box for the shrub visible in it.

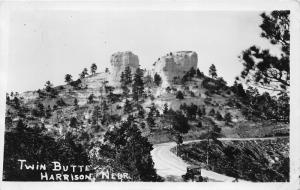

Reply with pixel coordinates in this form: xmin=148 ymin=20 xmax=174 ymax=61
xmin=176 ymin=91 xmax=184 ymax=100
xmin=224 ymin=112 xmax=233 ymax=124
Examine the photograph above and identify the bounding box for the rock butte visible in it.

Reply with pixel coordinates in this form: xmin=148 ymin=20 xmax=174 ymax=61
xmin=152 ymin=51 xmax=198 ymax=87
xmin=110 ymin=51 xmax=198 ymax=87
xmin=110 ymin=51 xmax=139 ymax=82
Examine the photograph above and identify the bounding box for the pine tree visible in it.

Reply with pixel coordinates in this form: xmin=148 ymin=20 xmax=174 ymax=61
xmin=163 ymin=103 xmax=169 ymax=115
xmin=88 ymin=94 xmax=95 ymax=104
xmin=65 ymin=74 xmax=73 ymax=84
xmin=80 ymin=68 xmax=89 ymax=78
xmin=147 ymin=110 xmax=155 ymax=129
xmin=13 ymin=97 xmax=20 ymax=109
xmin=45 ymin=105 xmax=52 ymax=118
xmin=224 ymin=112 xmax=232 ymax=124
xmin=91 ymin=105 xmax=101 ymax=127
xmin=6 ymin=93 xmax=10 ymax=103
xmin=74 ymin=98 xmax=78 ymax=106
xmin=120 ymin=71 xmax=130 ymax=97
xmin=215 ymin=111 xmax=223 ymax=120
xmin=37 ymin=103 xmax=45 ymax=117
xmin=124 ymin=66 xmax=133 ymax=85
xmin=176 ymin=91 xmax=184 ymax=100
xmin=197 ymin=108 xmax=203 ymax=118
xmin=239 ymin=11 xmax=290 ymax=93
xmin=138 ymin=106 xmax=145 ymax=118
xmin=209 ymin=108 xmax=215 ymax=116
xmin=209 ymin=64 xmax=217 ymax=79
xmin=101 ymin=116 xmax=162 ymax=181
xmin=154 ymin=73 xmax=162 ymax=86
xmin=202 ymin=106 xmax=206 ymax=116
xmin=45 ymin=81 xmax=53 ymax=92
xmin=69 ymin=117 xmax=78 ymax=128
xmin=132 ymin=68 xmax=144 ymax=102
xmin=90 ymin=63 xmax=97 ymax=75
xmin=124 ymin=99 xmax=132 ymax=113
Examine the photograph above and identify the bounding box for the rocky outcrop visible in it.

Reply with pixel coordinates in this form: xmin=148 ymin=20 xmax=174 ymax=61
xmin=110 ymin=51 xmax=139 ymax=82
xmin=152 ymin=51 xmax=198 ymax=87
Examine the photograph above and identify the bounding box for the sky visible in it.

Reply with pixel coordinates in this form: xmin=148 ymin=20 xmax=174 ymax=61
xmin=6 ymin=10 xmax=281 ymax=93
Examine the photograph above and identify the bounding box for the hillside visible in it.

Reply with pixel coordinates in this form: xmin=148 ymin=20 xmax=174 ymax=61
xmin=4 ymin=51 xmax=289 ymax=182
xmin=6 ymin=69 xmax=288 ymax=143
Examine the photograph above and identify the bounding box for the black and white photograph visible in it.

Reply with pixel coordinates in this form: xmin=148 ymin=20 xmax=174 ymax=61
xmin=0 ymin=1 xmax=299 ymax=189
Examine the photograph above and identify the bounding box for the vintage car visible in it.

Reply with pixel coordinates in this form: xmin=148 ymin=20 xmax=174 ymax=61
xmin=182 ymin=165 xmax=207 ymax=182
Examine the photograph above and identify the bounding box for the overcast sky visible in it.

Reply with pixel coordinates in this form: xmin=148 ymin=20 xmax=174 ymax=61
xmin=7 ymin=10 xmax=280 ymax=93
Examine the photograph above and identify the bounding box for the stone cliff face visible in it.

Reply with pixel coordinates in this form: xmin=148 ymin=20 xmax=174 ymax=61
xmin=152 ymin=51 xmax=198 ymax=87
xmin=110 ymin=51 xmax=139 ymax=82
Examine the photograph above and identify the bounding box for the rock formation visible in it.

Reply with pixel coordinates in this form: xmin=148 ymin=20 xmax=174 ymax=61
xmin=152 ymin=51 xmax=198 ymax=87
xmin=110 ymin=51 xmax=139 ymax=82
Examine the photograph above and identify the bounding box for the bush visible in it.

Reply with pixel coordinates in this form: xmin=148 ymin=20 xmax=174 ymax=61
xmin=215 ymin=111 xmax=223 ymax=120
xmin=224 ymin=112 xmax=232 ymax=124
xmin=176 ymin=91 xmax=184 ymax=100
xmin=56 ymin=98 xmax=66 ymax=107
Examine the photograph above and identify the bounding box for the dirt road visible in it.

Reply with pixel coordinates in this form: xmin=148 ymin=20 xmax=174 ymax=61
xmin=151 ymin=137 xmax=286 ymax=182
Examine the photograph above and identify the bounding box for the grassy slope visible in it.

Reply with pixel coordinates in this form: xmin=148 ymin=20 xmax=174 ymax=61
xmin=7 ymin=72 xmax=289 ymax=145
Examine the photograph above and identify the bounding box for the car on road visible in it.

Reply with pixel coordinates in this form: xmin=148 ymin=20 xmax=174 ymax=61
xmin=182 ymin=165 xmax=208 ymax=182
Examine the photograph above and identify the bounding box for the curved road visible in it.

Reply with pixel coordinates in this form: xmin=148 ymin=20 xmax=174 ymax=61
xmin=151 ymin=137 xmax=286 ymax=182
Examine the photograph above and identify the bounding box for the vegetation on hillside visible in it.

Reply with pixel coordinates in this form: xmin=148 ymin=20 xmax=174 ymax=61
xmin=176 ymin=138 xmax=289 ymax=182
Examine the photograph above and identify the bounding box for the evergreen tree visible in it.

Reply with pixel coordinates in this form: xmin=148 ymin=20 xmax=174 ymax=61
xmin=196 ymin=68 xmax=204 ymax=78
xmin=132 ymin=68 xmax=145 ymax=102
xmin=232 ymin=81 xmax=247 ymax=97
xmin=189 ymin=67 xmax=196 ymax=78
xmin=176 ymin=91 xmax=184 ymax=100
xmin=166 ymin=86 xmax=171 ymax=93
xmin=91 ymin=105 xmax=101 ymax=129
xmin=90 ymin=63 xmax=97 ymax=75
xmin=69 ymin=117 xmax=78 ymax=128
xmin=196 ymin=121 xmax=203 ymax=128
xmin=102 ymin=117 xmax=162 ymax=181
xmin=88 ymin=94 xmax=95 ymax=104
xmin=197 ymin=108 xmax=203 ymax=118
xmin=154 ymin=73 xmax=162 ymax=86
xmin=45 ymin=105 xmax=52 ymax=118
xmin=144 ymin=73 xmax=153 ymax=87
xmin=45 ymin=81 xmax=53 ymax=92
xmin=124 ymin=66 xmax=133 ymax=85
xmin=13 ymin=97 xmax=20 ymax=109
xmin=239 ymin=11 xmax=290 ymax=93
xmin=209 ymin=108 xmax=215 ymax=116
xmin=101 ymin=100 xmax=109 ymax=113
xmin=172 ymin=111 xmax=190 ymax=134
xmin=6 ymin=93 xmax=10 ymax=103
xmin=147 ymin=103 xmax=157 ymax=129
xmin=65 ymin=74 xmax=73 ymax=84
xmin=209 ymin=64 xmax=217 ymax=79
xmin=37 ymin=103 xmax=45 ymax=117
xmin=120 ymin=71 xmax=130 ymax=97
xmin=215 ymin=111 xmax=223 ymax=120
xmin=202 ymin=106 xmax=206 ymax=116
xmin=80 ymin=68 xmax=89 ymax=78
xmin=138 ymin=106 xmax=145 ymax=119
xmin=163 ymin=103 xmax=169 ymax=115
xmin=124 ymin=99 xmax=132 ymax=113
xmin=120 ymin=71 xmax=125 ymax=83
xmin=74 ymin=98 xmax=78 ymax=106
xmin=224 ymin=112 xmax=232 ymax=124
xmin=3 ymin=119 xmax=89 ymax=181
